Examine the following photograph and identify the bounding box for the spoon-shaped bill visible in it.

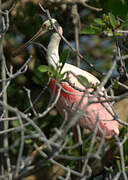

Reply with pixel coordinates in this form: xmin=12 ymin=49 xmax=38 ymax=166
xmin=12 ymin=27 xmax=46 ymax=57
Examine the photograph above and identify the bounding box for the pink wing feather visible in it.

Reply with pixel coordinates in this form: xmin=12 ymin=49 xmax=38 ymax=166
xmin=49 ymin=77 xmax=119 ymax=140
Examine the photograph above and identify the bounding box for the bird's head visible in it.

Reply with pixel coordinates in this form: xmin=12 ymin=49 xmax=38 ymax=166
xmin=41 ymin=18 xmax=63 ymax=35
xmin=12 ymin=18 xmax=62 ymax=57
xmin=42 ymin=18 xmax=57 ymax=32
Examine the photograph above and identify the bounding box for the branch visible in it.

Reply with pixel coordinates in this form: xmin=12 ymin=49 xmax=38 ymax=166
xmin=0 ymin=5 xmax=11 ymax=175
xmin=71 ymin=4 xmax=80 ymax=67
xmin=46 ymin=0 xmax=102 ymax=11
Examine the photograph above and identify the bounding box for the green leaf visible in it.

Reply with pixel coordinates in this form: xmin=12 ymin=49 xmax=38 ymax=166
xmin=116 ymin=159 xmax=121 ymax=171
xmin=60 ymin=49 xmax=70 ymax=67
xmin=25 ymin=139 xmax=32 ymax=144
xmin=110 ymin=79 xmax=118 ymax=89
xmin=38 ymin=65 xmax=63 ymax=81
xmin=113 ymin=82 xmax=118 ymax=89
xmin=38 ymin=65 xmax=55 ymax=74
xmin=12 ymin=120 xmax=19 ymax=127
xmin=109 ymin=12 xmax=118 ymax=28
xmin=81 ymin=26 xmax=101 ymax=35
xmin=120 ymin=20 xmax=128 ymax=29
xmin=77 ymin=75 xmax=91 ymax=87
xmin=94 ymin=18 xmax=105 ymax=26
xmin=57 ymin=73 xmax=65 ymax=82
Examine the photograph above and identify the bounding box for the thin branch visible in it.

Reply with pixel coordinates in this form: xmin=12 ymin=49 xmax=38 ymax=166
xmin=13 ymin=113 xmax=24 ymax=178
xmin=0 ymin=55 xmax=32 ymax=82
xmin=24 ymin=87 xmax=37 ymax=116
xmin=0 ymin=101 xmax=52 ymax=151
xmin=82 ymin=2 xmax=102 ymax=11
xmin=81 ymin=116 xmax=99 ymax=177
xmin=0 ymin=5 xmax=11 ymax=175
xmin=99 ymin=59 xmax=117 ymax=89
xmin=38 ymin=83 xmax=61 ymax=118
xmin=71 ymin=4 xmax=80 ymax=67
xmin=46 ymin=0 xmax=103 ymax=12
xmin=115 ymin=136 xmax=128 ymax=180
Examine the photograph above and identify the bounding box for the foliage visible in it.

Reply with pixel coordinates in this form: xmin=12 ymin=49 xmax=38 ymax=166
xmin=38 ymin=48 xmax=69 ymax=81
xmin=81 ymin=12 xmax=128 ymax=37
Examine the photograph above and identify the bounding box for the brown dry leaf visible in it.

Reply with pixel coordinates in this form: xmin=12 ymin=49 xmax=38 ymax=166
xmin=114 ymin=98 xmax=128 ymax=122
xmin=24 ymin=164 xmax=65 ymax=180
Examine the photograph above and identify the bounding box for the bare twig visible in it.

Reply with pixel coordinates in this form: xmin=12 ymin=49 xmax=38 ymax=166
xmin=82 ymin=2 xmax=102 ymax=11
xmin=13 ymin=113 xmax=24 ymax=178
xmin=38 ymin=82 xmax=61 ymax=118
xmin=81 ymin=116 xmax=99 ymax=177
xmin=117 ymin=40 xmax=128 ymax=78
xmin=0 ymin=55 xmax=32 ymax=83
xmin=71 ymin=4 xmax=80 ymax=67
xmin=24 ymin=87 xmax=37 ymax=116
xmin=46 ymin=0 xmax=103 ymax=12
xmin=99 ymin=59 xmax=117 ymax=89
xmin=115 ymin=136 xmax=128 ymax=180
xmin=0 ymin=4 xmax=11 ymax=176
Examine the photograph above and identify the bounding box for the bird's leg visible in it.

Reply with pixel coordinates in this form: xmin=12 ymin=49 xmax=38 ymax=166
xmin=72 ymin=126 xmax=83 ymax=172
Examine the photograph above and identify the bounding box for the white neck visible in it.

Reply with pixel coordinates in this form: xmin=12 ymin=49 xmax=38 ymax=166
xmin=46 ymin=32 xmax=61 ymax=69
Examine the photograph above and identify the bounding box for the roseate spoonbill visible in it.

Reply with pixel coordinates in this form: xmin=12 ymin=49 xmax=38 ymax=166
xmin=13 ymin=19 xmax=119 ymax=140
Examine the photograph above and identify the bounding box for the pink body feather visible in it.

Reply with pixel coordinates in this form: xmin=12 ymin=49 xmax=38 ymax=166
xmin=49 ymin=77 xmax=119 ymax=140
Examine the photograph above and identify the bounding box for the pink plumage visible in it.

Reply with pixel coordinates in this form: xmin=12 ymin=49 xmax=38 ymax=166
xmin=49 ymin=77 xmax=119 ymax=140
xmin=15 ymin=18 xmax=119 ymax=140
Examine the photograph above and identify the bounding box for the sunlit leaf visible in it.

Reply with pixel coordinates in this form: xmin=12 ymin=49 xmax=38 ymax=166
xmin=94 ymin=18 xmax=105 ymax=26
xmin=81 ymin=26 xmax=101 ymax=34
xmin=114 ymin=155 xmax=121 ymax=160
xmin=38 ymin=65 xmax=64 ymax=81
xmin=109 ymin=12 xmax=118 ymax=28
xmin=25 ymin=139 xmax=32 ymax=144
xmin=77 ymin=75 xmax=91 ymax=87
xmin=38 ymin=65 xmax=55 ymax=74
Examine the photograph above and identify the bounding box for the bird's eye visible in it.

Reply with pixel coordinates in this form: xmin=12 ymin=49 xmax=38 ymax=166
xmin=43 ymin=23 xmax=47 ymax=29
